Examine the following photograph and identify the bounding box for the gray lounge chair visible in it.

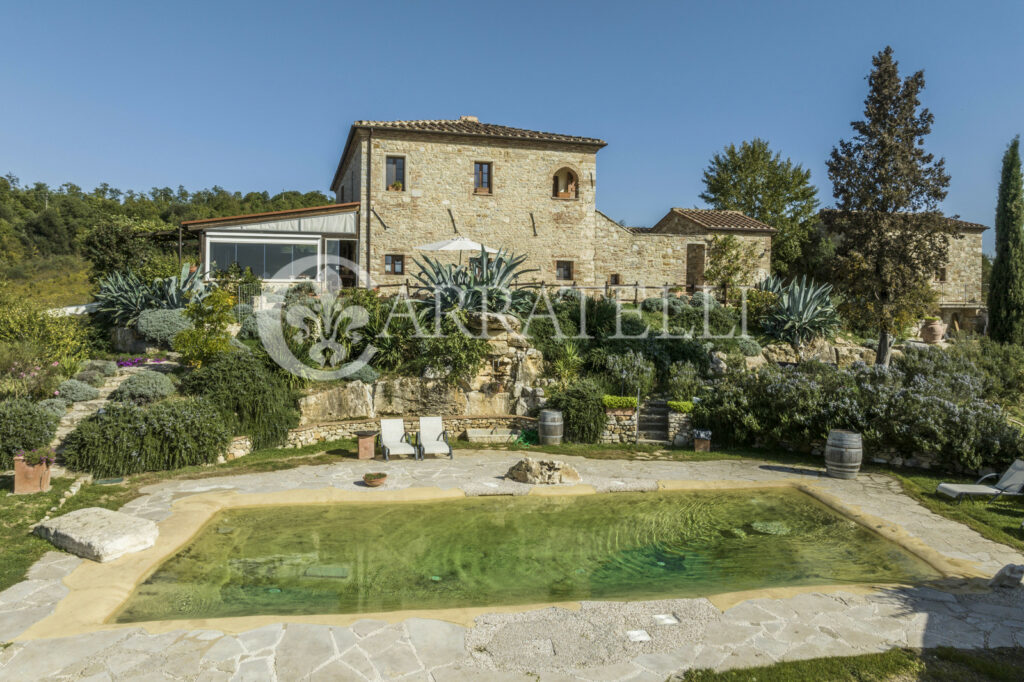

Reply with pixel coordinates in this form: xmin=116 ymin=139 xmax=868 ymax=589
xmin=936 ymin=459 xmax=1024 ymax=502
xmin=380 ymin=418 xmax=418 ymax=461
xmin=418 ymin=416 xmax=453 ymax=459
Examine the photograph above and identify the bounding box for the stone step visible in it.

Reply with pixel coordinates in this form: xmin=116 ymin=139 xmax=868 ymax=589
xmin=639 ymin=431 xmax=669 ymax=441
xmin=636 ymin=437 xmax=670 ymax=445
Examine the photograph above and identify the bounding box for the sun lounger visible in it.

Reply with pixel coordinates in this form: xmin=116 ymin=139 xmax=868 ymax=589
xmin=936 ymin=459 xmax=1024 ymax=502
xmin=418 ymin=416 xmax=453 ymax=459
xmin=379 ymin=418 xmax=418 ymax=461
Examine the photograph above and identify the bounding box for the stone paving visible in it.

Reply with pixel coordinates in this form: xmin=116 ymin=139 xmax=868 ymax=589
xmin=1 ymin=452 xmax=1023 ymax=681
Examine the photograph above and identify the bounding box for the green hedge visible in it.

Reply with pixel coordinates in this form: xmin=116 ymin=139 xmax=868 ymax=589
xmin=62 ymin=398 xmax=229 ymax=477
xmin=667 ymin=400 xmax=694 ymax=414
xmin=180 ymin=351 xmax=299 ymax=450
xmin=602 ymin=395 xmax=638 ymax=410
xmin=0 ymin=399 xmax=58 ymax=468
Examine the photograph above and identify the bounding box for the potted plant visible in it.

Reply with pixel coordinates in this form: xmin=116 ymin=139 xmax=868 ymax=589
xmin=693 ymin=429 xmax=712 ymax=452
xmin=363 ymin=472 xmax=387 ymax=487
xmin=14 ymin=447 xmax=56 ymax=494
xmin=920 ymin=315 xmax=947 ymax=344
xmin=388 ymin=181 xmax=403 ymax=192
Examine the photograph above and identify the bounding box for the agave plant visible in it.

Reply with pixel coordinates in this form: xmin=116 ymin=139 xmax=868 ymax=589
xmin=762 ymin=276 xmax=841 ymax=351
xmin=412 ymin=245 xmax=538 ymax=317
xmin=756 ymin=273 xmax=786 ymax=295
xmin=95 ymin=263 xmax=209 ymax=327
xmin=152 ymin=263 xmax=208 ymax=309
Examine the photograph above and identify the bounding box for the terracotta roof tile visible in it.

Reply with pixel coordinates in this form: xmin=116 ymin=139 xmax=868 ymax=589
xmin=671 ymin=208 xmax=777 ymax=232
xmin=351 ymin=118 xmax=607 ymax=147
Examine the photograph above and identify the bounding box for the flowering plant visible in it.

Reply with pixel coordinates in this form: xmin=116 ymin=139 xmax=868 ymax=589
xmin=15 ymin=447 xmax=57 ymax=467
xmin=116 ymin=356 xmax=166 ymax=368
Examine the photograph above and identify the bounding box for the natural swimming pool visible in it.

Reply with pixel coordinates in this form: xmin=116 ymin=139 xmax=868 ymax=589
xmin=114 ymin=488 xmax=941 ymax=622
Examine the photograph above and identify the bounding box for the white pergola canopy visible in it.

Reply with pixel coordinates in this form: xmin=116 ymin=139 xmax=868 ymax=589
xmin=416 ymin=236 xmax=498 ymax=253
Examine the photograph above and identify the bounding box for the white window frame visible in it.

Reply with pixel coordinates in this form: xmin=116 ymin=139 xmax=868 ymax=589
xmin=204 ymin=233 xmax=323 ymax=283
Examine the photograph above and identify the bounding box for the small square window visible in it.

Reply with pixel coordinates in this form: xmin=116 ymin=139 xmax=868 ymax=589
xmin=386 ymin=157 xmax=405 ymax=191
xmin=935 ymin=267 xmax=947 ymax=283
xmin=474 ymin=162 xmax=492 ymax=194
xmin=384 ymin=254 xmax=404 ymax=275
xmin=609 ymin=273 xmax=621 ymax=285
xmin=556 ymin=260 xmax=574 ymax=281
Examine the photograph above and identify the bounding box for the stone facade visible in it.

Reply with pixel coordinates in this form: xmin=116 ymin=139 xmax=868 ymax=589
xmin=935 ymin=226 xmax=986 ymax=331
xmin=601 ymin=409 xmax=638 ymax=443
xmin=668 ymin=411 xmax=693 ymax=447
xmin=332 ymin=119 xmax=776 ymax=289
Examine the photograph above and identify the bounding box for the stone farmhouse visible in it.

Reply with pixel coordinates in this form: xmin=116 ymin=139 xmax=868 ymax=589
xmin=182 ymin=116 xmax=986 ymax=322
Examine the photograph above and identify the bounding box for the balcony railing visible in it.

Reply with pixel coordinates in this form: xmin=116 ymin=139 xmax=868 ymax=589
xmin=933 ymin=281 xmax=987 ymax=307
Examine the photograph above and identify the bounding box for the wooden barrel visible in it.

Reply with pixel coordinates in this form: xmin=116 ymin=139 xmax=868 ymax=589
xmin=825 ymin=430 xmax=863 ymax=479
xmin=538 ymin=409 xmax=564 ymax=445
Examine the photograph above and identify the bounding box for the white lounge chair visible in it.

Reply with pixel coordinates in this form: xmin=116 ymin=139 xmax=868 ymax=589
xmin=418 ymin=416 xmax=453 ymax=459
xmin=380 ymin=418 xmax=418 ymax=461
xmin=937 ymin=459 xmax=1024 ymax=502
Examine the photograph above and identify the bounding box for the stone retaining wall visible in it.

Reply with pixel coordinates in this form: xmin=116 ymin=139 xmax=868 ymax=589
xmin=668 ymin=411 xmax=692 ymax=446
xmin=225 ymin=415 xmax=536 ymax=460
xmin=600 ymin=409 xmax=637 ymax=443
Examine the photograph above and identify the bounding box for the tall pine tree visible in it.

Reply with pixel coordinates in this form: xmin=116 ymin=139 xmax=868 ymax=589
xmin=988 ymin=137 xmax=1024 ymax=343
xmin=825 ymin=46 xmax=953 ymax=365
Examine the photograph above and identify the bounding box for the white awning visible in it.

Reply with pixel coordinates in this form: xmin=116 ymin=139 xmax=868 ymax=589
xmin=416 ymin=236 xmax=497 ymax=253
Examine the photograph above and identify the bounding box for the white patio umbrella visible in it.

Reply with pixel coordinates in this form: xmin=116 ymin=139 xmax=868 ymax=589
xmin=416 ymin=236 xmax=498 ymax=264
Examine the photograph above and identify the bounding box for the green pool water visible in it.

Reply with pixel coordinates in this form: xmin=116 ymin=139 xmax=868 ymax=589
xmin=114 ymin=488 xmax=940 ymax=622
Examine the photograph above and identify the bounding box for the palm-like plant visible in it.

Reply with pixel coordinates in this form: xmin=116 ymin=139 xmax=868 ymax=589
xmin=412 ymin=245 xmax=538 ymax=317
xmin=762 ymin=276 xmax=840 ymax=350
xmin=153 ymin=263 xmax=208 ymax=309
xmin=756 ymin=274 xmax=786 ymax=295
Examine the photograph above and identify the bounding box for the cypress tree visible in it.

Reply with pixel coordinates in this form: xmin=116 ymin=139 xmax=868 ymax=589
xmin=988 ymin=137 xmax=1024 ymax=343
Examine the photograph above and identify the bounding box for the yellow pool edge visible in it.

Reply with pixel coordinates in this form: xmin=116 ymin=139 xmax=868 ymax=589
xmin=14 ymin=480 xmax=988 ymax=641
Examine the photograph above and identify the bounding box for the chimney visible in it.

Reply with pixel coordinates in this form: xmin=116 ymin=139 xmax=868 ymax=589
xmin=459 ymin=115 xmax=479 ymax=122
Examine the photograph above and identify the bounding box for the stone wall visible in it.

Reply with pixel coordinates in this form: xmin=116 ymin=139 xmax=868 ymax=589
xmin=668 ymin=411 xmax=692 ymax=447
xmin=936 ymin=229 xmax=984 ymax=304
xmin=225 ymin=415 xmax=537 ymax=460
xmin=601 ymin=409 xmax=637 ymax=443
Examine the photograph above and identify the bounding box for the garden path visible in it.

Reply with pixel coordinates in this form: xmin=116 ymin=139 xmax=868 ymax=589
xmin=1 ymin=454 xmax=1022 ymax=681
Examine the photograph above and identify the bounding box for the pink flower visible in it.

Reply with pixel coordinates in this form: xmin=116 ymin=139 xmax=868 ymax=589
xmin=54 ymin=390 xmax=60 ymax=396
xmin=51 ymin=361 xmax=59 ymax=366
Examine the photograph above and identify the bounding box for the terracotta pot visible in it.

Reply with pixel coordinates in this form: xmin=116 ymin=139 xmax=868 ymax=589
xmin=363 ymin=474 xmax=387 ymax=488
xmin=921 ymin=320 xmax=947 ymax=344
xmin=694 ymin=438 xmax=711 ymax=452
xmin=14 ymin=458 xmax=51 ymax=494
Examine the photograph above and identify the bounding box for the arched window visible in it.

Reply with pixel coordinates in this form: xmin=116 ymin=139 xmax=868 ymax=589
xmin=552 ymin=168 xmax=579 ymax=199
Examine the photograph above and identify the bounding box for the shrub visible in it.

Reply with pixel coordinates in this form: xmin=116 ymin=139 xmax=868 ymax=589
xmin=667 ymin=362 xmax=703 ymax=401
xmin=37 ymin=398 xmax=70 ymax=420
xmin=690 ymin=291 xmax=721 ymax=309
xmin=0 ymin=341 xmax=64 ymax=400
xmin=110 ymin=370 xmax=175 ymax=404
xmin=180 ymin=351 xmax=299 ymax=449
xmin=0 ymin=282 xmax=90 ymax=369
xmin=601 ymin=395 xmax=638 ymax=410
xmin=345 ymin=364 xmax=379 ymax=384
xmin=62 ymin=399 xmax=230 ymax=477
xmin=173 ymin=288 xmax=234 ymax=367
xmin=82 ymin=359 xmax=118 ymax=377
xmin=543 ymin=379 xmax=607 ymax=443
xmin=605 ymin=350 xmax=656 ymax=399
xmin=0 ymin=399 xmax=58 ymax=468
xmin=414 ymin=312 xmax=489 ymax=387
xmin=57 ymin=379 xmax=99 ymax=402
xmin=137 ymin=308 xmax=192 ymax=349
xmin=667 ymin=400 xmax=694 ymax=414
xmin=73 ymin=369 xmax=106 ymax=387
xmin=640 ymin=296 xmax=686 ymax=316
xmin=231 ymin=303 xmax=254 ymax=321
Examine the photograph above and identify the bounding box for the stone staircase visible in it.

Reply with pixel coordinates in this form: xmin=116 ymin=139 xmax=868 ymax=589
xmin=636 ymin=399 xmax=670 ymax=445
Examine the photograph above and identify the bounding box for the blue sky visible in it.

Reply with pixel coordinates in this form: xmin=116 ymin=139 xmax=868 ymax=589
xmin=2 ymin=1 xmax=1021 ymax=253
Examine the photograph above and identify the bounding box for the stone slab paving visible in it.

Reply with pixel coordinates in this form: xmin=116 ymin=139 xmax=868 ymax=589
xmin=1 ymin=452 xmax=1023 ymax=681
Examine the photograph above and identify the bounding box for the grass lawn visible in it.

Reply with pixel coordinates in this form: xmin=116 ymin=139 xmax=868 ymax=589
xmin=678 ymin=646 xmax=1024 ymax=681
xmin=893 ymin=470 xmax=1024 ymax=554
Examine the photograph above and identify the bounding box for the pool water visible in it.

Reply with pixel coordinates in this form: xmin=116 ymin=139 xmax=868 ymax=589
xmin=114 ymin=488 xmax=940 ymax=622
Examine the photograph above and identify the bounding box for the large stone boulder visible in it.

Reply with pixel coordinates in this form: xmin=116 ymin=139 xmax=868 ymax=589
xmin=298 ymin=380 xmax=374 ymax=425
xmin=505 ymin=457 xmax=581 ymax=484
xmin=372 ymin=377 xmax=465 ymax=416
xmin=34 ymin=507 xmax=158 ymax=562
